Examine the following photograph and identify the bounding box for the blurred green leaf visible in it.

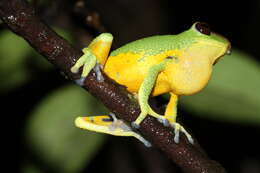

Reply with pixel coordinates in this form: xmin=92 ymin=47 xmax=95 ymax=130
xmin=180 ymin=49 xmax=260 ymax=124
xmin=25 ymin=85 xmax=108 ymax=173
xmin=21 ymin=161 xmax=44 ymax=173
xmin=0 ymin=31 xmax=32 ymax=91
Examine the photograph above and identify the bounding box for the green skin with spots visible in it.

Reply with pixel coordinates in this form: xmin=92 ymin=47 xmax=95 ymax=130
xmin=110 ymin=24 xmax=227 ymax=57
xmin=110 ymin=34 xmax=194 ymax=56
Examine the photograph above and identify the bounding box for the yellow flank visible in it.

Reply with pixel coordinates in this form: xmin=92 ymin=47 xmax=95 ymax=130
xmin=104 ymin=50 xmax=183 ymax=96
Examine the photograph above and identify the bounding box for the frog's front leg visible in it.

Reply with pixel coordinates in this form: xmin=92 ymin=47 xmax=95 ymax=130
xmin=131 ymin=58 xmax=172 ymax=128
xmin=70 ymin=33 xmax=113 ymax=84
xmin=71 ymin=48 xmax=98 ymax=85
xmin=164 ymin=93 xmax=194 ymax=144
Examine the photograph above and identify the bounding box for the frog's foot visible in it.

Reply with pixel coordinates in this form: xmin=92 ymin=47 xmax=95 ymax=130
xmin=74 ymin=63 xmax=104 ymax=85
xmin=75 ymin=77 xmax=86 ymax=86
xmin=75 ymin=114 xmax=151 ymax=147
xmin=157 ymin=117 xmax=170 ymax=127
xmin=70 ymin=48 xmax=97 ymax=85
xmin=131 ymin=122 xmax=140 ymax=129
xmin=131 ymin=115 xmax=169 ymax=128
xmin=170 ymin=122 xmax=194 ymax=144
xmin=93 ymin=63 xmax=104 ymax=82
xmin=131 ymin=108 xmax=166 ymax=129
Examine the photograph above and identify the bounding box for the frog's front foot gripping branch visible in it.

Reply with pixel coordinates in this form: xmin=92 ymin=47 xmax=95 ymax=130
xmin=70 ymin=33 xmax=113 ymax=85
xmin=70 ymin=47 xmax=103 ymax=86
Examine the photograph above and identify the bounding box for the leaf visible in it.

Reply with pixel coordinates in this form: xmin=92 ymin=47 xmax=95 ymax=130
xmin=21 ymin=161 xmax=44 ymax=173
xmin=25 ymin=85 xmax=108 ymax=173
xmin=0 ymin=30 xmax=32 ymax=91
xmin=179 ymin=49 xmax=260 ymax=124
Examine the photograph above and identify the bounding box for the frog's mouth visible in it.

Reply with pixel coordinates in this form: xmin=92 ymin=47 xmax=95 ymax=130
xmin=213 ymin=43 xmax=231 ymax=65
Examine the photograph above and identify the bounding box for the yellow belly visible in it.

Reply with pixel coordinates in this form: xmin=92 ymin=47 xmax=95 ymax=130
xmin=103 ymin=51 xmax=180 ymax=96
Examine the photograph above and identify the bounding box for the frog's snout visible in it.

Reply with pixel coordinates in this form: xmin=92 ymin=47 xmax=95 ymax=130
xmin=213 ymin=43 xmax=231 ymax=65
xmin=226 ymin=43 xmax=232 ymax=55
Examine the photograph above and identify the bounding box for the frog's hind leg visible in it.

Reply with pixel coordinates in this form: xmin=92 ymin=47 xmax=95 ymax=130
xmin=75 ymin=113 xmax=151 ymax=147
xmin=131 ymin=58 xmax=172 ymax=128
xmin=70 ymin=33 xmax=113 ymax=84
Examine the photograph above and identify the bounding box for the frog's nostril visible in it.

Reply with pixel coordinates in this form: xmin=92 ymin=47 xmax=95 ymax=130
xmin=226 ymin=43 xmax=232 ymax=55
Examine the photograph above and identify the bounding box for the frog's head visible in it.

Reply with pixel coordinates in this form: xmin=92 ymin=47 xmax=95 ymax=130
xmin=180 ymin=22 xmax=231 ymax=65
xmin=167 ymin=23 xmax=231 ymax=95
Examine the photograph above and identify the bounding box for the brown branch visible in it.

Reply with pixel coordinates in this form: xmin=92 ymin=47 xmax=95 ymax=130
xmin=0 ymin=0 xmax=226 ymax=172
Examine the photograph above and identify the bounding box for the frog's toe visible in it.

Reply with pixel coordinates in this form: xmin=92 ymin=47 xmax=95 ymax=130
xmin=131 ymin=122 xmax=140 ymax=129
xmin=174 ymin=127 xmax=180 ymax=143
xmin=108 ymin=112 xmax=117 ymax=121
xmin=143 ymin=139 xmax=152 ymax=148
xmin=75 ymin=76 xmax=86 ymax=86
xmin=71 ymin=66 xmax=79 ymax=73
xmin=93 ymin=63 xmax=104 ymax=82
xmin=157 ymin=118 xmax=170 ymax=127
xmin=187 ymin=135 xmax=194 ymax=144
xmin=171 ymin=123 xmax=193 ymax=144
xmin=71 ymin=55 xmax=88 ymax=74
xmin=180 ymin=127 xmax=194 ymax=144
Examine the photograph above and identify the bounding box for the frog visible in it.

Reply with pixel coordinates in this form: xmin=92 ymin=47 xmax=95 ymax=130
xmin=71 ymin=22 xmax=231 ymax=146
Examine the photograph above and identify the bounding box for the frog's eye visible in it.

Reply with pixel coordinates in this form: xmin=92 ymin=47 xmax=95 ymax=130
xmin=195 ymin=22 xmax=211 ymax=35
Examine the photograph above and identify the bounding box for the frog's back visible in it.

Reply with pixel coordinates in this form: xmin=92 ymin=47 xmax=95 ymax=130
xmin=110 ymin=35 xmax=181 ymax=56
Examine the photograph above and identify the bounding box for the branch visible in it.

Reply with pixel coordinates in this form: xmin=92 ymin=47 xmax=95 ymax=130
xmin=0 ymin=1 xmax=226 ymax=172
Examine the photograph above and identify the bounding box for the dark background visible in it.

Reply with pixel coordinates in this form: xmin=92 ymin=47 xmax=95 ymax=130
xmin=1 ymin=0 xmax=259 ymax=173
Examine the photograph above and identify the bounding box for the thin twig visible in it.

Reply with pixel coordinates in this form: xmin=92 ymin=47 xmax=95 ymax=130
xmin=0 ymin=0 xmax=226 ymax=172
